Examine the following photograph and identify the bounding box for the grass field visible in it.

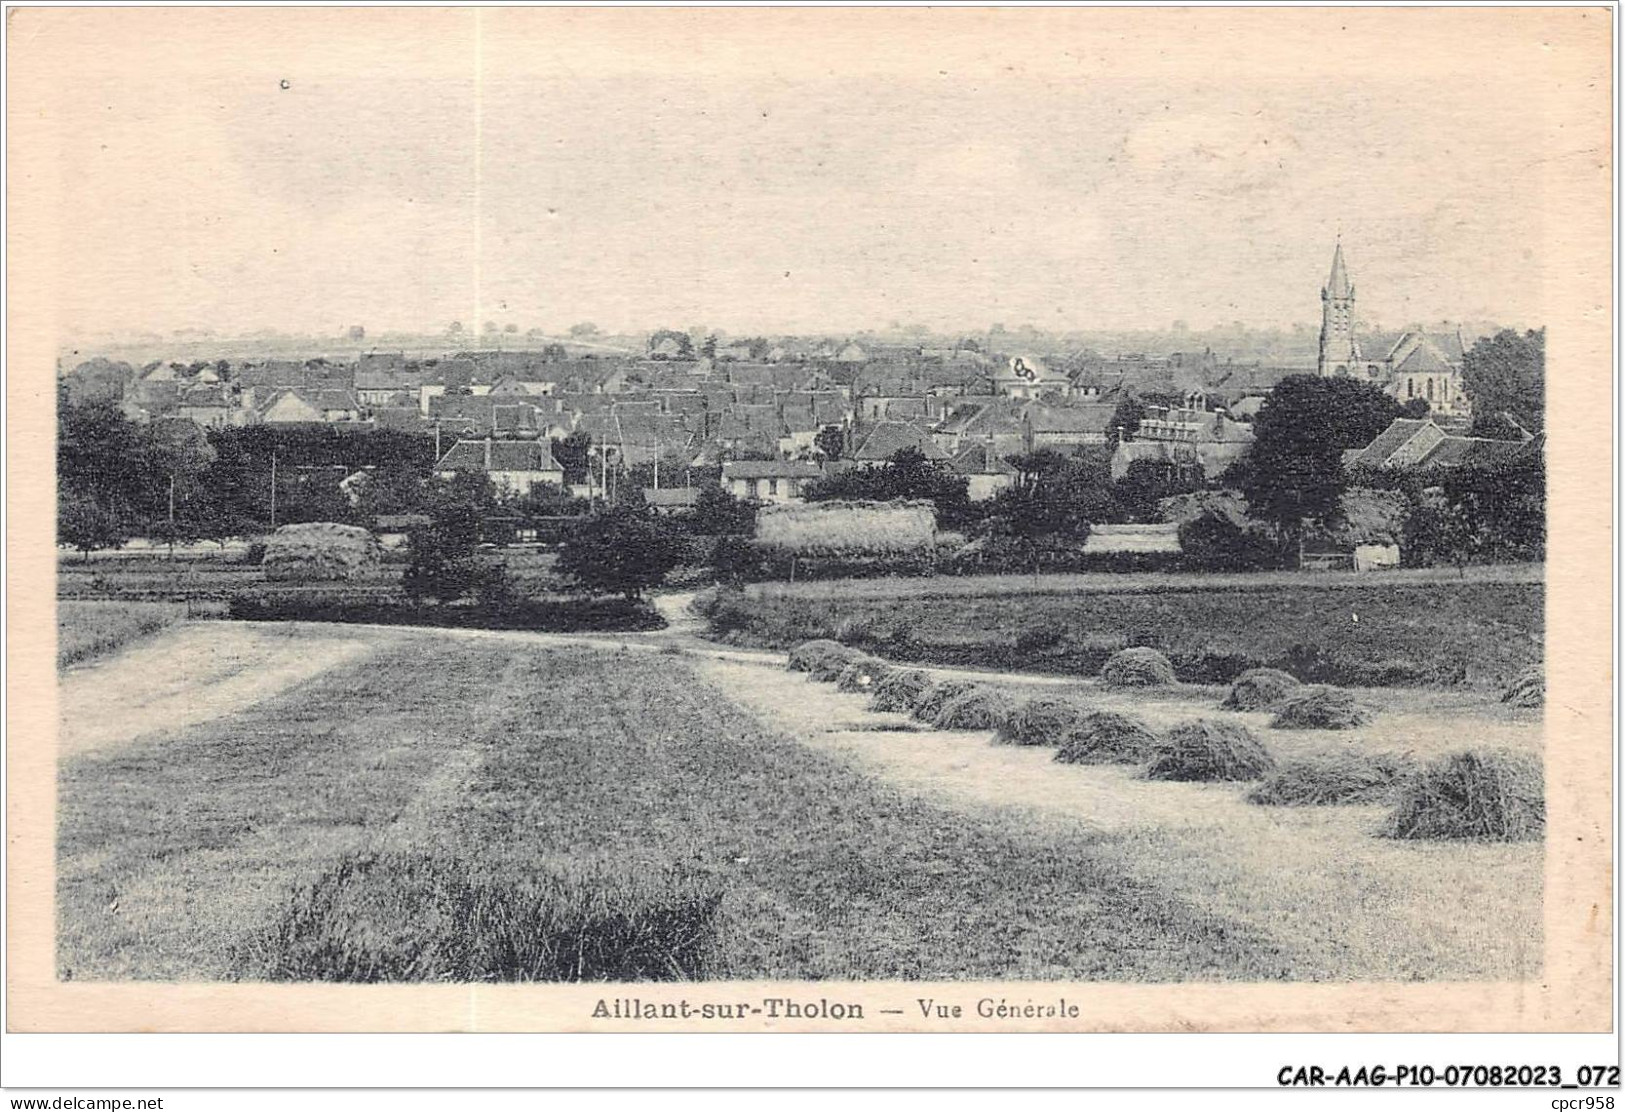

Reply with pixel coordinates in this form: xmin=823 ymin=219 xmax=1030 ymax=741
xmin=61 ymin=635 xmax=1317 ymax=982
xmin=705 ymin=568 xmax=1544 ymax=690
xmin=56 ymin=601 xmax=193 ymax=669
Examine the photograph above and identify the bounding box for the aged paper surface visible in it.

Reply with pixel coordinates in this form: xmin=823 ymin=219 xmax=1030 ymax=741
xmin=6 ymin=6 xmax=1613 ymax=1033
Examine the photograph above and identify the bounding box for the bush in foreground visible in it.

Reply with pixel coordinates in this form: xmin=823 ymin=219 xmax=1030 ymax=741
xmin=1053 ymin=711 xmax=1161 ymax=765
xmin=1501 ymin=665 xmax=1544 ymax=709
xmin=241 ymin=851 xmax=723 ymax=982
xmin=869 ymin=669 xmax=936 ymax=713
xmin=911 ymin=680 xmax=978 ymax=723
xmin=1101 ymin=647 xmax=1177 ymax=688
xmin=1385 ymin=750 xmax=1544 ymax=842
xmin=1144 ymin=719 xmax=1275 ymax=782
xmin=836 ymin=657 xmax=894 ymax=694
xmin=1247 ymin=750 xmax=1414 ymax=806
xmin=1269 ymin=685 xmax=1370 ymax=730
xmin=1221 ymin=668 xmax=1301 ymax=712
xmin=995 ymin=695 xmax=1092 ymax=748
xmin=932 ymin=686 xmax=1016 ymax=731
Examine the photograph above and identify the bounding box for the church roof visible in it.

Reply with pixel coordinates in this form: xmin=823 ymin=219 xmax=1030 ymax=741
xmin=1325 ymin=241 xmax=1353 ymax=299
xmin=1391 ymin=335 xmax=1459 ymax=374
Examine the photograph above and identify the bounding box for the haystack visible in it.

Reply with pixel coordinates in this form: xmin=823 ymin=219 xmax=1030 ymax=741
xmin=1269 ymin=685 xmax=1370 ymax=730
xmin=1221 ymin=668 xmax=1301 ymax=712
xmin=994 ymin=695 xmax=1091 ymax=747
xmin=836 ymin=657 xmax=894 ymax=694
xmin=1053 ymin=711 xmax=1161 ymax=765
xmin=261 ymin=522 xmax=380 ymax=583
xmin=911 ymin=680 xmax=977 ymax=723
xmin=1385 ymin=750 xmax=1544 ymax=841
xmin=1247 ymin=750 xmax=1414 ymax=806
xmin=756 ymin=499 xmax=937 ymax=557
xmin=869 ymin=669 xmax=936 ymax=714
xmin=797 ymin=642 xmax=865 ymax=682
xmin=1101 ymin=647 xmax=1176 ymax=688
xmin=1144 ymin=719 xmax=1275 ymax=781
xmin=788 ymin=639 xmax=846 ymax=673
xmin=1501 ymin=665 xmax=1545 ymax=709
xmin=932 ymin=686 xmax=1015 ymax=731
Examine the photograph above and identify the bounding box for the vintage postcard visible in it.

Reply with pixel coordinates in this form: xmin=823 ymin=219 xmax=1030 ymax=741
xmin=5 ymin=6 xmax=1613 ymax=1038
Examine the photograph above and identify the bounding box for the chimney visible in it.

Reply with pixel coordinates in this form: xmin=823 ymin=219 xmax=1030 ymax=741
xmin=484 ymin=436 xmax=493 ymax=470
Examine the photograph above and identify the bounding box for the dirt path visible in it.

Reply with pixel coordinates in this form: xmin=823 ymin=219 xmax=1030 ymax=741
xmin=58 ymin=623 xmax=378 ymax=758
xmin=693 ymin=655 xmax=1542 ymax=981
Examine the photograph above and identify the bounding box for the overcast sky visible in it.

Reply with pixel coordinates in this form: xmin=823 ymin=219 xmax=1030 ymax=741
xmin=18 ymin=8 xmax=1602 ymax=339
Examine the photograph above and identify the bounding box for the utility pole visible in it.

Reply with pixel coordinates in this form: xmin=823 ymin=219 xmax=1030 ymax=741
xmin=270 ymin=447 xmax=279 ymax=530
xmin=167 ymin=472 xmax=177 ymax=561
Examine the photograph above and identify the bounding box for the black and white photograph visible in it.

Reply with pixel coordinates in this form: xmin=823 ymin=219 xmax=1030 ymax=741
xmin=5 ymin=4 xmax=1613 ymax=1071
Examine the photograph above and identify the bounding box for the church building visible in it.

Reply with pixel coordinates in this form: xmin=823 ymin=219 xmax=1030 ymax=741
xmin=1316 ymin=241 xmax=1472 ymax=419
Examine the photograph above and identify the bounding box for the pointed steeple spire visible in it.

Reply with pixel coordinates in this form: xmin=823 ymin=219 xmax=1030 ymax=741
xmin=1325 ymin=239 xmax=1352 ymax=299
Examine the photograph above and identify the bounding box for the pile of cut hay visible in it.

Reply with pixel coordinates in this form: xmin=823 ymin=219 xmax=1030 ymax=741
xmin=869 ymin=669 xmax=936 ymax=714
xmin=1144 ymin=719 xmax=1275 ymax=782
xmin=1100 ymin=647 xmax=1176 ymax=688
xmin=994 ymin=695 xmax=1091 ymax=747
xmin=790 ymin=641 xmax=865 ymax=682
xmin=1385 ymin=749 xmax=1544 ymax=841
xmin=1053 ymin=711 xmax=1161 ymax=765
xmin=931 ymin=686 xmax=1016 ymax=731
xmin=788 ymin=639 xmax=848 ymax=673
xmin=836 ymin=656 xmax=894 ymax=694
xmin=1269 ymin=685 xmax=1370 ymax=730
xmin=1247 ymin=750 xmax=1414 ymax=806
xmin=1500 ymin=665 xmax=1544 ymax=709
xmin=262 ymin=522 xmax=380 ymax=583
xmin=911 ymin=680 xmax=978 ymax=723
xmin=755 ymin=499 xmax=937 ymax=557
xmin=1221 ymin=668 xmax=1300 ymax=712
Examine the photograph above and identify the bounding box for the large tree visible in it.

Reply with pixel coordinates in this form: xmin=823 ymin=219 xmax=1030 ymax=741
xmin=813 ymin=425 xmax=845 ymax=461
xmin=1236 ymin=375 xmax=1400 ymax=563
xmin=1106 ymin=398 xmax=1147 ymax=446
xmin=556 ymin=510 xmax=683 ymax=600
xmin=977 ymin=449 xmax=1117 ymax=572
xmin=402 ymin=501 xmax=505 ymax=604
xmin=550 ymin=430 xmax=593 ymax=486
xmin=801 ymin=446 xmax=972 ymax=530
xmin=58 ymin=493 xmax=130 ymax=560
xmin=1462 ymin=328 xmax=1545 ymax=434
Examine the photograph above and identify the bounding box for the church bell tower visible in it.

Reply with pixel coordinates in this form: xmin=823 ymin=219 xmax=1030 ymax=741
xmin=1318 ymin=240 xmax=1357 ymax=376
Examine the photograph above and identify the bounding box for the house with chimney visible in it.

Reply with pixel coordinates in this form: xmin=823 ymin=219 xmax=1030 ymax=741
xmin=434 ymin=438 xmax=565 ymax=496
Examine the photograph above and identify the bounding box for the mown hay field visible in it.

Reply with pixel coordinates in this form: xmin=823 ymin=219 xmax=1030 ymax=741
xmin=57 ymin=601 xmax=192 ymax=669
xmin=59 ymin=637 xmax=1312 ymax=983
xmin=708 ymin=572 xmax=1543 ymax=690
